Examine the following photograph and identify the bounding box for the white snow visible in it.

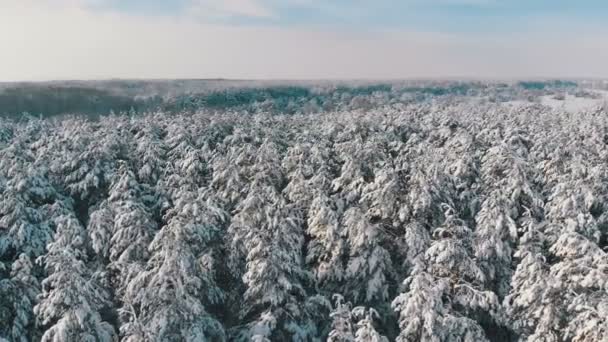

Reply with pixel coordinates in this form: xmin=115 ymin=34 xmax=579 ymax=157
xmin=540 ymin=94 xmax=604 ymax=113
xmin=501 ymin=89 xmax=608 ymax=113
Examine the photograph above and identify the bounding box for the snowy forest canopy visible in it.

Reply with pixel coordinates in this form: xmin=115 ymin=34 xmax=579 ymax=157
xmin=1 ymin=81 xmax=608 ymax=341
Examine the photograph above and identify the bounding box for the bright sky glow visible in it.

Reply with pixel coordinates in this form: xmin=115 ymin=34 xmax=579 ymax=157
xmin=1 ymin=0 xmax=607 ymax=80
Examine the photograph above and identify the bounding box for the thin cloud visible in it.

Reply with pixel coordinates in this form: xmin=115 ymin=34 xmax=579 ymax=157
xmin=432 ymin=0 xmax=498 ymax=6
xmin=188 ymin=0 xmax=276 ymax=19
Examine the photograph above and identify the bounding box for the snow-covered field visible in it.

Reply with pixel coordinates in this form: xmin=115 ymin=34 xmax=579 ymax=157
xmin=502 ymin=89 xmax=608 ymax=113
xmin=0 ymin=81 xmax=607 ymax=341
xmin=540 ymin=93 xmax=607 ymax=113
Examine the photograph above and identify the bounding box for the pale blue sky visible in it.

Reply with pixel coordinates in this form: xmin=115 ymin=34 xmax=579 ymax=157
xmin=91 ymin=0 xmax=608 ymax=32
xmin=0 ymin=0 xmax=607 ymax=80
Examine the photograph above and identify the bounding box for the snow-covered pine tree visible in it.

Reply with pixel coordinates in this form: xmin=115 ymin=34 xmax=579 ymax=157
xmin=306 ymin=195 xmax=346 ymax=293
xmin=162 ymin=118 xmax=215 ymax=194
xmin=352 ymin=307 xmax=388 ymax=342
xmin=403 ymin=165 xmax=455 ymax=229
xmin=282 ymin=143 xmax=315 ymax=210
xmin=360 ymin=166 xmax=406 ymax=226
xmin=209 ymin=144 xmax=257 ymax=211
xmin=342 ymin=207 xmax=393 ymax=306
xmin=87 ymin=200 xmax=114 ymax=262
xmin=231 ymin=190 xmax=327 ymax=341
xmin=133 ymin=121 xmax=167 ymax=186
xmin=226 ymin=137 xmax=286 ymax=279
xmin=327 ymin=295 xmax=355 ymax=342
xmin=392 ymin=268 xmax=491 ymax=342
xmin=47 ymin=121 xmax=122 ymax=203
xmin=122 ymin=189 xmax=226 ymax=341
xmin=474 ymin=190 xmax=519 ymax=297
xmin=393 ymin=206 xmax=503 ymax=341
xmin=101 ymin=165 xmax=158 ymax=339
xmin=0 ymin=142 xmax=74 ymax=341
xmin=504 ymin=219 xmax=559 ymax=340
xmin=0 ymin=169 xmax=55 ymax=260
xmin=107 ymin=165 xmax=156 ymax=270
xmin=331 ymin=151 xmax=369 ymax=206
xmin=34 ymin=214 xmax=116 ymax=342
xmin=0 ymin=254 xmax=40 ymax=342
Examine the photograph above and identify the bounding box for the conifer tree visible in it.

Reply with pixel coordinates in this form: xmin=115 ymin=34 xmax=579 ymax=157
xmin=123 ymin=190 xmax=226 ymax=341
xmin=35 ymin=215 xmax=116 ymax=342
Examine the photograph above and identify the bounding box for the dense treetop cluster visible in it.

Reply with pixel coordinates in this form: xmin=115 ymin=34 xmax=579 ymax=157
xmin=0 ymin=90 xmax=607 ymax=341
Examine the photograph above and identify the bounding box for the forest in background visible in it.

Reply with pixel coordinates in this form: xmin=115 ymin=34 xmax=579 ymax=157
xmin=0 ymin=83 xmax=607 ymax=341
xmin=0 ymin=79 xmax=601 ymax=119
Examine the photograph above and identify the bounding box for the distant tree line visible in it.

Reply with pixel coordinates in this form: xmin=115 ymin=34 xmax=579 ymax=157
xmin=0 ymin=86 xmax=158 ymax=119
xmin=0 ymin=80 xmax=582 ymax=119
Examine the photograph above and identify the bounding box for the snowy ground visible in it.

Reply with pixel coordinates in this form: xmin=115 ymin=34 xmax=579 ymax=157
xmin=502 ymin=89 xmax=608 ymax=113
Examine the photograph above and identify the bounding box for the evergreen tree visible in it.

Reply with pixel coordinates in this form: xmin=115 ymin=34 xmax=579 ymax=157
xmin=0 ymin=254 xmax=40 ymax=341
xmin=231 ymin=191 xmax=327 ymax=341
xmin=327 ymin=295 xmax=355 ymax=342
xmin=306 ymin=195 xmax=346 ymax=292
xmin=342 ymin=207 xmax=393 ymax=305
xmin=352 ymin=307 xmax=388 ymax=342
xmin=34 ymin=215 xmax=116 ymax=342
xmin=123 ymin=190 xmax=226 ymax=341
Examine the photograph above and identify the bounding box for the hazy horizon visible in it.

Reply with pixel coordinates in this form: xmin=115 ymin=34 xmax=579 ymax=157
xmin=2 ymin=77 xmax=607 ymax=84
